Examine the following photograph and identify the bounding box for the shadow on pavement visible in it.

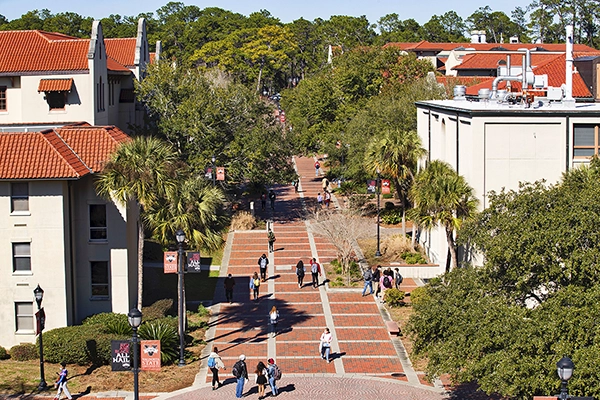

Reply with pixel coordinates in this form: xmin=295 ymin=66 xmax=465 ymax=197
xmin=444 ymin=382 xmax=503 ymax=400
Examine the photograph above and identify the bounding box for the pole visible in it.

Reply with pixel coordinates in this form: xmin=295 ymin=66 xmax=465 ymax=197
xmin=132 ymin=325 xmax=139 ymax=400
xmin=375 ymin=170 xmax=382 ymax=257
xmin=37 ymin=305 xmax=47 ymax=390
xmin=177 ymin=241 xmax=186 ymax=366
xmin=558 ymin=379 xmax=568 ymax=400
xmin=211 ymin=155 xmax=216 ymax=187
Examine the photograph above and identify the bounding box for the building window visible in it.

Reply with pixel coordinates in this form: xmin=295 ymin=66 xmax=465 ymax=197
xmin=574 ymin=124 xmax=600 ymax=158
xmin=46 ymin=92 xmax=66 ymax=110
xmin=89 ymin=204 xmax=107 ymax=240
xmin=97 ymin=77 xmax=105 ymax=112
xmin=13 ymin=243 xmax=31 ymax=272
xmin=91 ymin=261 xmax=109 ymax=298
xmin=11 ymin=182 xmax=29 ymax=212
xmin=15 ymin=302 xmax=34 ymax=332
xmin=0 ymin=86 xmax=6 ymax=111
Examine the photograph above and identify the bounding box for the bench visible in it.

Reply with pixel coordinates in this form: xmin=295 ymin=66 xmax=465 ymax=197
xmin=386 ymin=321 xmax=400 ymax=336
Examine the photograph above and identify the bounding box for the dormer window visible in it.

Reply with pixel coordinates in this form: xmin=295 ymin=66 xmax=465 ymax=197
xmin=38 ymin=78 xmax=73 ymax=110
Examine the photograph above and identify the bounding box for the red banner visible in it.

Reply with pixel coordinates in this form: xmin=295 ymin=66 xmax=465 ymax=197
xmin=140 ymin=340 xmax=161 ymax=371
xmin=216 ymin=167 xmax=225 ymax=181
xmin=164 ymin=251 xmax=177 ymax=274
xmin=381 ymin=179 xmax=391 ymax=194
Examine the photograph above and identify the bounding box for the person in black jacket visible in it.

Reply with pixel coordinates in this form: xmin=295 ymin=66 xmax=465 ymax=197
xmin=233 ymin=354 xmax=248 ymax=398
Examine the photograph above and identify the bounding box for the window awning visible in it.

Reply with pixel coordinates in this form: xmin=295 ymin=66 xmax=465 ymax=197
xmin=38 ymin=78 xmax=73 ymax=92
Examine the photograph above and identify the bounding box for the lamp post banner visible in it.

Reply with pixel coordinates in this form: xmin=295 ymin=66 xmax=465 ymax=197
xmin=164 ymin=251 xmax=178 ymax=274
xmin=381 ymin=179 xmax=391 ymax=194
xmin=111 ymin=341 xmax=131 ymax=371
xmin=186 ymin=252 xmax=202 ymax=272
xmin=140 ymin=340 xmax=161 ymax=371
xmin=35 ymin=308 xmax=45 ymax=335
xmin=367 ymin=180 xmax=376 ymax=194
xmin=216 ymin=167 xmax=225 ymax=181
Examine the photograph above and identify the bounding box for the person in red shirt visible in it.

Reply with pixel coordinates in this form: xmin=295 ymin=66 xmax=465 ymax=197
xmin=310 ymin=258 xmax=321 ymax=288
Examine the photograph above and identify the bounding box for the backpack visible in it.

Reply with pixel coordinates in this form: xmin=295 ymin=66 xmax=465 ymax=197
xmin=363 ymin=269 xmax=372 ymax=282
xmin=259 ymin=257 xmax=267 ymax=268
xmin=232 ymin=361 xmax=242 ymax=378
xmin=297 ymin=266 xmax=305 ymax=277
xmin=397 ymin=274 xmax=403 ymax=284
xmin=315 ymin=161 xmax=320 ymax=169
xmin=271 ymin=364 xmax=282 ymax=380
xmin=311 ymin=263 xmax=318 ymax=273
xmin=254 ymin=278 xmax=261 ymax=287
xmin=383 ymin=275 xmax=392 ymax=288
xmin=207 ymin=356 xmax=216 ymax=368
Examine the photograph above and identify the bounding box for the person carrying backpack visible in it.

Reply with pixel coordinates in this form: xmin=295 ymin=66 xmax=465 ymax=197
xmin=361 ymin=267 xmax=373 ymax=296
xmin=267 ymin=358 xmax=280 ymax=397
xmin=310 ymin=258 xmax=321 ymax=288
xmin=268 ymin=229 xmax=276 ymax=253
xmin=394 ymin=267 xmax=403 ymax=289
xmin=314 ymin=160 xmax=320 ymax=176
xmin=250 ymin=272 xmax=261 ymax=300
xmin=269 ymin=306 xmax=279 ymax=337
xmin=296 ymin=259 xmax=305 ymax=288
xmin=207 ymin=347 xmax=225 ymax=390
xmin=380 ymin=268 xmax=393 ymax=303
xmin=232 ymin=354 xmax=248 ymax=399
xmin=258 ymin=254 xmax=269 ymax=282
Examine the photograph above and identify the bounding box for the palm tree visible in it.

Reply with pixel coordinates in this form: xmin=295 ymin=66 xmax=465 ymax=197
xmin=96 ymin=136 xmax=181 ymax=309
xmin=366 ymin=128 xmax=427 ymax=235
xmin=408 ymin=160 xmax=479 ymax=271
xmin=145 ymin=174 xmax=227 ymax=252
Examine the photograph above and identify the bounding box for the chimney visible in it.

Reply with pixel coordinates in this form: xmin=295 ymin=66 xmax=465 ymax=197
xmin=564 ymin=25 xmax=575 ymax=104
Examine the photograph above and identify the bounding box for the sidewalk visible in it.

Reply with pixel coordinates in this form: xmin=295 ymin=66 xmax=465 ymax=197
xmin=156 ymin=156 xmax=446 ymax=400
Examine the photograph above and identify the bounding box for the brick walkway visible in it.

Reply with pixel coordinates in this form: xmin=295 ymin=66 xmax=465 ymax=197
xmin=154 ymin=156 xmax=447 ymax=400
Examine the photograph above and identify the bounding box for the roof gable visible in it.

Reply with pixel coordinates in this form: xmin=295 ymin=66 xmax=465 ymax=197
xmin=0 ymin=125 xmax=131 ymax=180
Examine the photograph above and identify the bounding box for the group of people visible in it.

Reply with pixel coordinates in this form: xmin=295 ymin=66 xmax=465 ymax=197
xmin=317 ymin=177 xmax=333 ymax=209
xmin=295 ymin=258 xmax=322 ymax=288
xmin=260 ymin=190 xmax=277 ymax=211
xmin=208 ymin=351 xmax=281 ymax=399
xmin=361 ymin=265 xmax=403 ymax=300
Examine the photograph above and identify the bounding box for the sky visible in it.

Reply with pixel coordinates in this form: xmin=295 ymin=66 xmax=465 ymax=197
xmin=1 ymin=0 xmax=530 ymax=25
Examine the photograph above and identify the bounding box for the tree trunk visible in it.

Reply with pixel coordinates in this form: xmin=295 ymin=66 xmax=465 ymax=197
xmin=445 ymin=227 xmax=458 ymax=272
xmin=137 ymin=219 xmax=144 ymax=310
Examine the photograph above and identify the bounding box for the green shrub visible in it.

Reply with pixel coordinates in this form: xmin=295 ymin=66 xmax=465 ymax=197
xmin=384 ymin=201 xmax=396 ymax=210
xmin=196 ymin=304 xmax=210 ymax=317
xmin=138 ymin=320 xmax=178 ymax=364
xmin=106 ymin=316 xmax=133 ymax=336
xmin=401 ymin=252 xmax=427 ymax=264
xmin=382 ymin=193 xmax=393 ymax=199
xmin=0 ymin=345 xmax=9 ymax=360
xmin=383 ymin=289 xmax=406 ymax=307
xmin=43 ymin=325 xmax=126 ymax=365
xmin=82 ymin=312 xmax=128 ymax=328
xmin=9 ymin=343 xmax=38 ymax=361
xmin=142 ymin=299 xmax=174 ymax=321
xmin=348 ymin=260 xmax=361 ymax=278
xmin=409 ymin=286 xmax=427 ymax=305
xmin=381 ymin=208 xmax=403 ymax=225
xmin=348 ymin=194 xmax=369 ymax=210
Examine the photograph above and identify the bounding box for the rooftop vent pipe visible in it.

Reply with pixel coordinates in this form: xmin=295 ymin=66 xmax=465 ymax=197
xmin=492 ymin=49 xmax=535 ymax=99
xmin=564 ymin=25 xmax=574 ymax=103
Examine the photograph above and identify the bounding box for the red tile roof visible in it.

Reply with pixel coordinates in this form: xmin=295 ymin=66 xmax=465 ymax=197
xmin=0 ymin=30 xmax=89 ymax=73
xmin=463 ymin=54 xmax=592 ymax=98
xmin=105 ymin=38 xmax=137 ymax=67
xmin=38 ymin=78 xmax=73 ymax=92
xmin=0 ymin=125 xmax=130 ymax=179
xmin=453 ymin=51 xmax=600 ymax=71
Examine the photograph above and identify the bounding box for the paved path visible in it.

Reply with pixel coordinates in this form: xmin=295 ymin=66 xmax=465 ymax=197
xmin=160 ymin=155 xmax=446 ymax=400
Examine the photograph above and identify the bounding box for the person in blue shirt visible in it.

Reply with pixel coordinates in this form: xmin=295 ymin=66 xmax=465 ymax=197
xmin=54 ymin=362 xmax=72 ymax=400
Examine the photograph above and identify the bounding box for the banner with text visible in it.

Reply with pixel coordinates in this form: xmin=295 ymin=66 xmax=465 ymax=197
xmin=140 ymin=340 xmax=161 ymax=371
xmin=366 ymin=180 xmax=377 ymax=194
xmin=381 ymin=179 xmax=391 ymax=194
xmin=111 ymin=340 xmax=131 ymax=371
xmin=164 ymin=251 xmax=178 ymax=274
xmin=186 ymin=252 xmax=201 ymax=272
xmin=216 ymin=167 xmax=225 ymax=181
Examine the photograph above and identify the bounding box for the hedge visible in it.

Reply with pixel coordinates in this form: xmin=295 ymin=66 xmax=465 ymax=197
xmin=0 ymin=345 xmax=8 ymax=360
xmin=9 ymin=343 xmax=38 ymax=361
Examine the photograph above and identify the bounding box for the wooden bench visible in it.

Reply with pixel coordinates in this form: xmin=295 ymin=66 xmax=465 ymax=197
xmin=386 ymin=321 xmax=400 ymax=336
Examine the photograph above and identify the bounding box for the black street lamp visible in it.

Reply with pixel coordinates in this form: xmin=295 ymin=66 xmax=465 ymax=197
xmin=211 ymin=155 xmax=216 ymax=186
xmin=127 ymin=308 xmax=143 ymax=400
xmin=175 ymin=229 xmax=186 ymax=367
xmin=557 ymin=356 xmax=574 ymax=400
xmin=33 ymin=285 xmax=47 ymax=391
xmin=375 ymin=168 xmax=382 ymax=257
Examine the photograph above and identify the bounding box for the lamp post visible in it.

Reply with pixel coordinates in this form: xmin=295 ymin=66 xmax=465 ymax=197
xmin=127 ymin=308 xmax=142 ymax=400
xmin=175 ymin=229 xmax=186 ymax=367
xmin=375 ymin=168 xmax=382 ymax=257
xmin=211 ymin=155 xmax=216 ymax=186
xmin=556 ymin=356 xmax=574 ymax=400
xmin=33 ymin=285 xmax=47 ymax=391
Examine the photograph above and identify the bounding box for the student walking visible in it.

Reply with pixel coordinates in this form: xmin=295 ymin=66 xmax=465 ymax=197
xmin=269 ymin=190 xmax=276 ymax=210
xmin=319 ymin=327 xmax=333 ymax=363
xmin=372 ymin=265 xmax=381 ymax=299
xmin=267 ymin=358 xmax=279 ymax=396
xmin=310 ymin=258 xmax=322 ymax=288
xmin=296 ymin=259 xmax=305 ymax=288
xmin=314 ymin=160 xmax=321 ymax=176
xmin=250 ymin=272 xmax=261 ymax=300
xmin=269 ymin=306 xmax=279 ymax=337
xmin=224 ymin=274 xmax=236 ymax=303
xmin=380 ymin=268 xmax=394 ymax=303
xmin=54 ymin=362 xmax=72 ymax=400
xmin=361 ymin=267 xmax=373 ymax=296
xmin=254 ymin=361 xmax=269 ymax=400
xmin=260 ymin=192 xmax=267 ymax=211
xmin=258 ymin=253 xmax=269 ymax=282
xmin=394 ymin=267 xmax=403 ymax=289
xmin=268 ymin=229 xmax=276 ymax=253
xmin=207 ymin=347 xmax=226 ymax=390
xmin=324 ymin=191 xmax=331 ymax=208
xmin=233 ymin=354 xmax=248 ymax=399
xmin=316 ymin=192 xmax=323 ymax=208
